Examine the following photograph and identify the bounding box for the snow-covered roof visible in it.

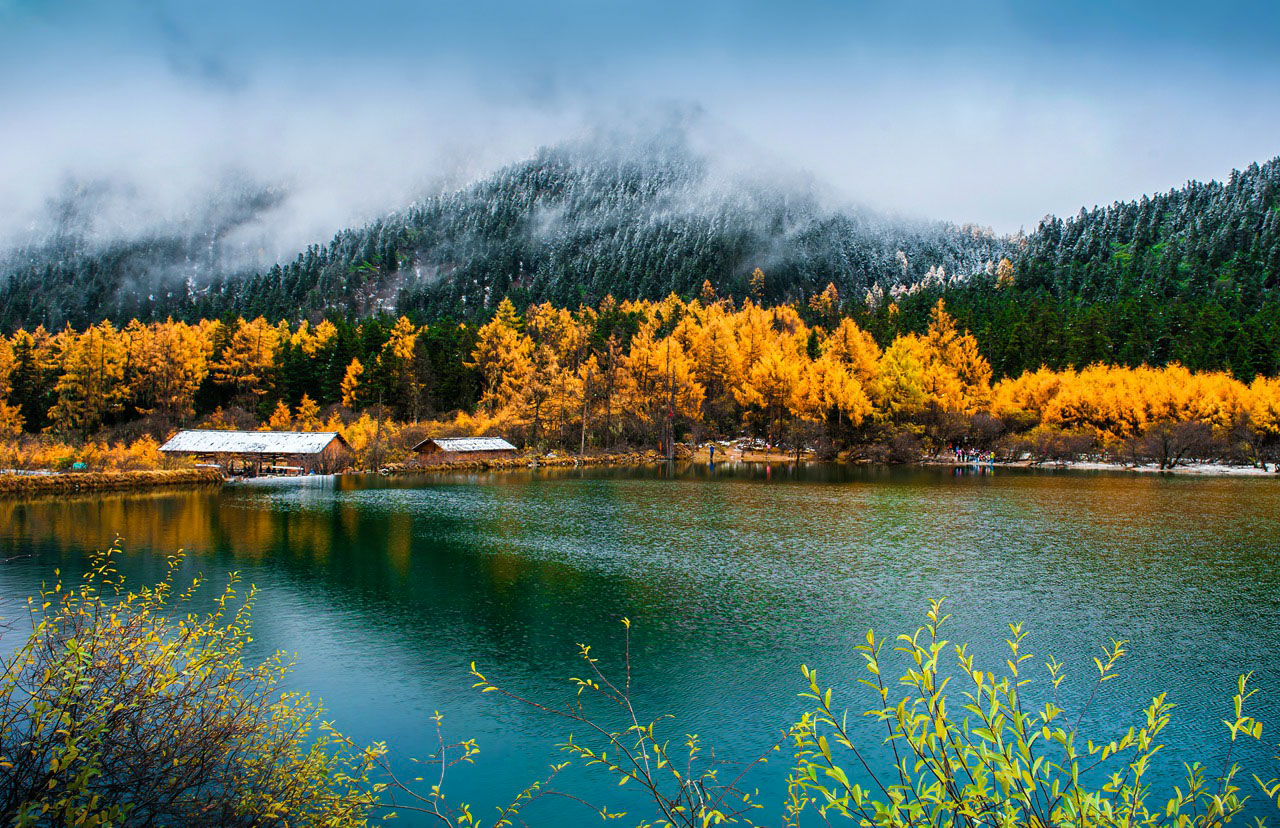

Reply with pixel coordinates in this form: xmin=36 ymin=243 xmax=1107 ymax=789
xmin=160 ymin=430 xmax=348 ymax=455
xmin=413 ymin=436 xmax=517 ymax=453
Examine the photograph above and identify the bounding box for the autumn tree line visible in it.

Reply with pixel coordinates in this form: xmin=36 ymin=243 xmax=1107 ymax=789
xmin=2 ymin=278 xmax=1280 ymax=470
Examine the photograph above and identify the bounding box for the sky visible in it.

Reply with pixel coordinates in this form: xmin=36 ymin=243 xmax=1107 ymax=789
xmin=2 ymin=0 xmax=1279 ymax=254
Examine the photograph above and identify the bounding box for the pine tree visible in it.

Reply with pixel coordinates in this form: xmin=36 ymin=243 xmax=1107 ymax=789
xmin=7 ymin=328 xmax=58 ymax=432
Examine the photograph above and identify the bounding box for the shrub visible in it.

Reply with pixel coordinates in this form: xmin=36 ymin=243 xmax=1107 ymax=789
xmin=787 ymin=599 xmax=1278 ymax=828
xmin=0 ymin=540 xmax=385 ymax=826
xmin=463 ymin=607 xmax=1278 ymax=828
xmin=1006 ymin=425 xmax=1097 ymax=464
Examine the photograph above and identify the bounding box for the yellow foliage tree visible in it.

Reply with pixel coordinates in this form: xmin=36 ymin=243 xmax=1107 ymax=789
xmin=0 ymin=401 xmax=23 ymax=437
xmin=873 ymin=334 xmax=930 ymax=422
xmin=49 ymin=321 xmax=129 ymax=434
xmin=923 ymin=300 xmax=992 ymax=414
xmin=996 ymin=256 xmax=1015 ymax=287
xmin=127 ymin=319 xmax=212 ymax=423
xmin=467 ymin=298 xmax=533 ymax=416
xmin=699 ymin=278 xmax=717 ymax=306
xmin=793 ymin=354 xmax=873 ymax=430
xmin=821 ymin=318 xmax=881 ymax=385
xmin=991 ymin=367 xmax=1065 ymax=429
xmin=621 ymin=328 xmax=705 ymax=451
xmin=267 ymin=399 xmax=293 ymax=431
xmin=808 ymin=282 xmax=840 ymax=327
xmin=378 ymin=315 xmax=421 ymax=417
xmin=688 ymin=306 xmax=745 ymax=427
xmin=740 ymin=339 xmax=801 ymax=446
xmin=749 ymin=267 xmax=766 ymax=301
xmin=212 ymin=317 xmax=280 ymax=399
xmin=0 ymin=334 xmax=14 ymax=401
xmin=341 ymin=358 xmax=365 ymax=409
xmin=296 ymin=393 xmax=322 ymax=431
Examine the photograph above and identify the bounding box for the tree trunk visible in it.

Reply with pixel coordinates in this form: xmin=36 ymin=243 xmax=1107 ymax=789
xmin=666 ymin=343 xmax=675 ymax=462
xmin=579 ymin=365 xmax=591 ymax=463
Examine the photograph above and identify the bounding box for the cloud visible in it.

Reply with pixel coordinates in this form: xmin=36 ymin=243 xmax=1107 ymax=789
xmin=0 ymin=63 xmax=599 ymax=265
xmin=0 ymin=0 xmax=1276 ymax=266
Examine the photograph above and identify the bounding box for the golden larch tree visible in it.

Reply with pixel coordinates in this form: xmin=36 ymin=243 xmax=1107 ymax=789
xmin=212 ymin=317 xmax=280 ymax=399
xmin=296 ymin=393 xmax=322 ymax=431
xmin=467 ymin=298 xmax=534 ymax=416
xmin=49 ymin=321 xmax=130 ymax=435
xmin=267 ymin=399 xmax=294 ymax=430
xmin=127 ymin=319 xmax=212 ymax=424
xmin=341 ymin=358 xmax=365 ymax=409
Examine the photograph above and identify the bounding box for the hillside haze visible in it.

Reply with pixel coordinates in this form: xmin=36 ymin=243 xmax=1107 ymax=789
xmin=0 ymin=133 xmax=1010 ymax=329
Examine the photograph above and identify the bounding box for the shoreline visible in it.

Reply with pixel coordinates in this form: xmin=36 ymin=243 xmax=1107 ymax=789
xmin=2 ymin=453 xmax=1272 ymax=500
xmin=992 ymin=459 xmax=1278 ymax=477
xmin=0 ymin=468 xmax=224 ymax=498
xmin=388 ymin=449 xmax=1280 ymax=479
xmin=383 ymin=450 xmax=671 ymax=475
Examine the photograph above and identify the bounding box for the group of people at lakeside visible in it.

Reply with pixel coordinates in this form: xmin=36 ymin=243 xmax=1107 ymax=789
xmin=951 ymin=445 xmax=995 ymax=465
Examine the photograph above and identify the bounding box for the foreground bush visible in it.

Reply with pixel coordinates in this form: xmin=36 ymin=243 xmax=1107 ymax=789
xmin=461 ymin=605 xmax=1279 ymax=828
xmin=786 ymin=600 xmax=1279 ymax=828
xmin=0 ymin=540 xmax=384 ymax=827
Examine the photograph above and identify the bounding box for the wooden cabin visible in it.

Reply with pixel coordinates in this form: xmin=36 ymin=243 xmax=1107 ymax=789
xmin=160 ymin=430 xmax=355 ymax=475
xmin=411 ymin=436 xmax=517 ymax=464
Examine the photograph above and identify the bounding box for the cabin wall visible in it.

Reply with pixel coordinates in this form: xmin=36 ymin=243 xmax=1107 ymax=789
xmin=414 ymin=449 xmax=516 ymax=465
xmin=317 ymin=440 xmax=355 ymax=473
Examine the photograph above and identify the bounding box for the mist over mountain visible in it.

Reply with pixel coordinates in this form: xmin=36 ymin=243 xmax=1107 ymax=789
xmin=2 ymin=123 xmax=1278 ymax=381
xmin=0 ymin=127 xmax=1011 ymax=329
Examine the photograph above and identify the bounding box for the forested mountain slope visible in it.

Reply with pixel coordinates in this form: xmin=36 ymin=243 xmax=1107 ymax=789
xmin=1 ymin=141 xmax=1277 ymax=378
xmin=882 ymin=157 xmax=1280 ymax=379
xmin=1021 ymin=158 xmax=1280 ymax=302
xmin=0 ymin=138 xmax=1007 ymax=328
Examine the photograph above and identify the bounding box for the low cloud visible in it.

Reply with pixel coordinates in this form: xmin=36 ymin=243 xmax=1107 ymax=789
xmin=2 ymin=0 xmax=1277 ymax=268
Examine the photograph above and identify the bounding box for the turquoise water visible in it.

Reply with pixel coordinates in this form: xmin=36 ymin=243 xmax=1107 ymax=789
xmin=1 ymin=464 xmax=1277 ymax=823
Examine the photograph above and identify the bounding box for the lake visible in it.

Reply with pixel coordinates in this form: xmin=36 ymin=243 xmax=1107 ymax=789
xmin=1 ymin=464 xmax=1277 ymax=824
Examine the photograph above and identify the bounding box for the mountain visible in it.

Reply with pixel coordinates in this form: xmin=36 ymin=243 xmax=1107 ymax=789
xmin=910 ymin=157 xmax=1280 ymax=379
xmin=2 ymin=137 xmax=1278 ymax=379
xmin=1021 ymin=158 xmax=1280 ymax=302
xmin=0 ymin=135 xmax=1009 ymax=329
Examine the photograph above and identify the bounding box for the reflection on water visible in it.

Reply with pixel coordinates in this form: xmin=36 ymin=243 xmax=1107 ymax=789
xmin=1 ymin=464 xmax=1278 ymax=823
